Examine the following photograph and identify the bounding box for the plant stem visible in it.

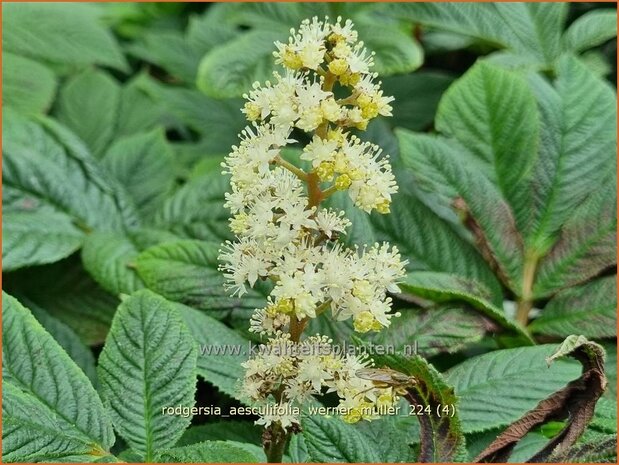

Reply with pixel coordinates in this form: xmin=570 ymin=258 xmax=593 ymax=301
xmin=274 ymin=156 xmax=308 ymax=181
xmin=515 ymin=252 xmax=539 ymax=325
xmin=265 ymin=422 xmax=288 ymax=463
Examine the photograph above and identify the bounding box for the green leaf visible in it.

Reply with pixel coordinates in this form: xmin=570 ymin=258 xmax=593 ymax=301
xmin=370 ymin=352 xmax=466 ymax=462
xmin=529 ymin=276 xmax=617 ymax=338
xmin=382 ymin=71 xmax=454 ymax=131
xmin=81 ymin=232 xmax=145 ymax=296
xmin=377 ymin=3 xmax=567 ymax=66
xmin=5 ymin=258 xmax=119 ymax=346
xmin=436 ymin=61 xmax=540 ymax=233
xmin=116 ymin=77 xmax=165 ymax=139
xmin=101 ymin=129 xmax=175 ymax=219
xmin=533 ymin=188 xmax=616 ymax=297
xmin=98 ymin=290 xmax=197 ymax=461
xmin=156 ymin=441 xmax=259 ymax=463
xmin=3 ymin=3 xmax=127 ymax=70
xmin=197 ymin=30 xmax=285 ymax=99
xmin=154 ymin=171 xmax=232 ymax=242
xmin=301 ymin=413 xmax=382 ymax=463
xmin=398 ymin=130 xmax=525 ymax=290
xmin=551 ymin=433 xmax=617 ymax=463
xmin=56 ymin=69 xmax=121 ymax=157
xmin=371 ymin=189 xmax=504 ymax=305
xmin=527 ymin=56 xmax=617 ymax=253
xmin=399 ymin=272 xmax=532 ymax=344
xmin=563 ymin=10 xmax=617 ymax=53
xmin=136 ymin=240 xmax=267 ymax=319
xmin=355 ymin=21 xmax=423 ymax=75
xmin=373 ymin=306 xmax=488 ymax=358
xmin=3 ymin=52 xmax=56 ymax=114
xmin=3 ymin=111 xmax=139 ymax=248
xmin=2 ymin=292 xmax=114 ymax=462
xmin=186 ymin=6 xmax=241 ymax=53
xmin=127 ymin=31 xmax=201 ymax=83
xmin=176 ymin=302 xmax=250 ymax=399
xmin=2 ymin=208 xmax=85 ymax=271
xmin=445 ymin=344 xmax=582 ymax=433
xmin=137 ymin=79 xmax=246 ymax=155
xmin=26 ymin=299 xmax=98 ymax=386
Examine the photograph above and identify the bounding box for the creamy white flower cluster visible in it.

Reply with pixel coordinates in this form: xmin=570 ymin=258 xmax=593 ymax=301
xmin=241 ymin=335 xmax=398 ymax=426
xmin=219 ymin=17 xmax=406 ymax=429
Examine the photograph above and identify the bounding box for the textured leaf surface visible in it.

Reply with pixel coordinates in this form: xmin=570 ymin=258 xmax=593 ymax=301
xmin=102 ymin=130 xmax=175 ymax=218
xmin=157 ymin=441 xmax=259 ymax=463
xmin=436 ymin=61 xmax=540 ymax=233
xmin=3 ymin=52 xmax=56 ymax=115
xmin=400 ymin=271 xmax=532 ymax=343
xmin=355 ymin=21 xmax=423 ymax=75
xmin=371 ymin=189 xmax=503 ymax=304
xmin=3 ymin=209 xmax=84 ymax=271
xmin=3 ymin=3 xmax=127 ymax=70
xmin=197 ymin=30 xmax=285 ymax=98
xmin=27 ymin=299 xmax=98 ymax=385
xmin=136 ymin=240 xmax=267 ymax=319
xmin=399 ymin=131 xmax=524 ymax=289
xmin=301 ymin=413 xmax=382 ymax=463
xmin=176 ymin=302 xmax=249 ymax=399
xmin=527 ymin=56 xmax=617 ymax=252
xmin=530 ymin=276 xmax=617 ymax=338
xmin=2 ymin=111 xmax=139 ymax=256
xmin=56 ymin=69 xmax=121 ymax=157
xmin=446 ymin=344 xmax=582 ymax=433
xmin=98 ymin=290 xmax=197 ymax=461
xmin=563 ymin=9 xmax=617 ymax=53
xmin=373 ymin=306 xmax=487 ymax=358
xmin=2 ymin=292 xmax=114 ymax=462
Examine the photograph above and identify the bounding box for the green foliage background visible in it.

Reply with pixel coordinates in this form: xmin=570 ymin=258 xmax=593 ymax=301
xmin=2 ymin=2 xmax=617 ymax=463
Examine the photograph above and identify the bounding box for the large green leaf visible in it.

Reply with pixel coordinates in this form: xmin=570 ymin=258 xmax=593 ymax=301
xmin=3 ymin=3 xmax=127 ymax=70
xmin=177 ymin=421 xmax=261 ymax=447
xmin=301 ymin=413 xmax=382 ymax=463
xmin=445 ymin=344 xmax=582 ymax=433
xmin=115 ymin=77 xmax=165 ymax=139
xmin=2 ymin=292 xmax=114 ymax=462
xmin=101 ymin=129 xmax=175 ymax=219
xmin=436 ymin=61 xmax=540 ymax=234
xmin=197 ymin=30 xmax=285 ymax=99
xmin=136 ymin=240 xmax=268 ymax=320
xmin=371 ymin=189 xmax=504 ymax=305
xmin=529 ymin=276 xmax=617 ymax=338
xmin=563 ymin=9 xmax=617 ymax=53
xmin=3 ymin=52 xmax=56 ymax=115
xmin=527 ymin=56 xmax=617 ymax=253
xmin=156 ymin=441 xmax=259 ymax=463
xmin=399 ymin=272 xmax=533 ymax=343
xmin=98 ymin=290 xmax=197 ymax=461
xmin=56 ymin=69 xmax=121 ymax=157
xmin=398 ymin=130 xmax=524 ymax=290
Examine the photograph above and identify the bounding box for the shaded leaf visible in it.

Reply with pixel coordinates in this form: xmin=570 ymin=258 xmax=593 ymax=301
xmin=156 ymin=441 xmax=259 ymax=463
xmin=563 ymin=9 xmax=617 ymax=53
